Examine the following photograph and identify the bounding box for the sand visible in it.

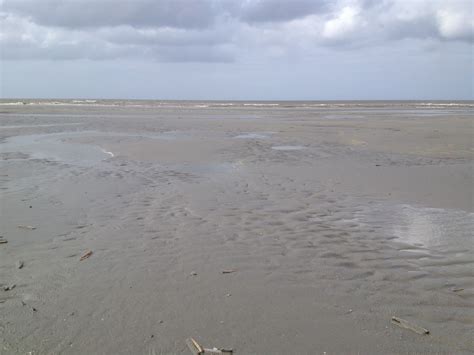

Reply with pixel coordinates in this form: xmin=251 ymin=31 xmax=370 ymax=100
xmin=0 ymin=101 xmax=473 ymax=354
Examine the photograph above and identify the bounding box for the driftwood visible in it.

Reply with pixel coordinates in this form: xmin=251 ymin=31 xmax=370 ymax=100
xmin=186 ymin=338 xmax=204 ymax=355
xmin=221 ymin=270 xmax=236 ymax=274
xmin=80 ymin=250 xmax=93 ymax=261
xmin=391 ymin=316 xmax=429 ymax=335
xmin=186 ymin=338 xmax=233 ymax=354
xmin=0 ymin=240 xmax=7 ymax=244
xmin=17 ymin=225 xmax=36 ymax=230
xmin=3 ymin=284 xmax=16 ymax=291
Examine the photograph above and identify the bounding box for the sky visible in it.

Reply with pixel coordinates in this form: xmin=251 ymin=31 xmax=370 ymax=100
xmin=0 ymin=0 xmax=473 ymax=100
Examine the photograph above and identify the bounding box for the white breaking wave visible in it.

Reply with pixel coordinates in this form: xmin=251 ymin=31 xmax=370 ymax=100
xmin=0 ymin=102 xmax=27 ymax=106
xmin=100 ymin=148 xmax=115 ymax=158
xmin=0 ymin=100 xmax=472 ymax=109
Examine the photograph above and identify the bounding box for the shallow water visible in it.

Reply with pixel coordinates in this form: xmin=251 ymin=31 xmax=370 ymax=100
xmin=0 ymin=131 xmax=192 ymax=166
xmin=356 ymin=202 xmax=474 ymax=250
xmin=0 ymin=123 xmax=82 ymax=129
xmin=272 ymin=145 xmax=306 ymax=151
xmin=234 ymin=133 xmax=270 ymax=139
xmin=1 ymin=132 xmax=112 ymax=166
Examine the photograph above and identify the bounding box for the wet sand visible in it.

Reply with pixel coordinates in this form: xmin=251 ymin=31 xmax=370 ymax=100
xmin=0 ymin=101 xmax=473 ymax=354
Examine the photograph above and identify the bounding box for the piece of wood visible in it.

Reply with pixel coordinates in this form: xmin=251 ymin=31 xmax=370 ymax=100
xmin=4 ymin=284 xmax=16 ymax=291
xmin=186 ymin=338 xmax=204 ymax=355
xmin=80 ymin=250 xmax=93 ymax=261
xmin=0 ymin=240 xmax=7 ymax=244
xmin=186 ymin=337 xmax=232 ymax=354
xmin=18 ymin=225 xmax=36 ymax=230
xmin=221 ymin=270 xmax=236 ymax=274
xmin=391 ymin=316 xmax=429 ymax=335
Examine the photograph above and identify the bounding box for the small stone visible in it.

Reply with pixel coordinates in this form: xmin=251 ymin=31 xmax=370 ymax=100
xmin=16 ymin=260 xmax=24 ymax=269
xmin=190 ymin=271 xmax=198 ymax=276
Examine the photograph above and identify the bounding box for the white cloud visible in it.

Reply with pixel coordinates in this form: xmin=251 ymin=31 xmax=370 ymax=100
xmin=322 ymin=6 xmax=364 ymax=41
xmin=437 ymin=6 xmax=474 ymax=40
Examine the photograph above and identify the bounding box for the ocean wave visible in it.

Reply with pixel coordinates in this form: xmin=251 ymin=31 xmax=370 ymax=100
xmin=72 ymin=99 xmax=97 ymax=103
xmin=0 ymin=100 xmax=472 ymax=109
xmin=0 ymin=101 xmax=27 ymax=106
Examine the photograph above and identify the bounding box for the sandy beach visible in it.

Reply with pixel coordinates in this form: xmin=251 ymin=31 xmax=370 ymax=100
xmin=0 ymin=100 xmax=473 ymax=354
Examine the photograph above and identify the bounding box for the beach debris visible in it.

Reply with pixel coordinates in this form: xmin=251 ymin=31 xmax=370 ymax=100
xmin=16 ymin=260 xmax=24 ymax=269
xmin=0 ymin=239 xmax=7 ymax=244
xmin=80 ymin=250 xmax=93 ymax=261
xmin=221 ymin=270 xmax=236 ymax=274
xmin=190 ymin=271 xmax=198 ymax=276
xmin=21 ymin=300 xmax=37 ymax=312
xmin=451 ymin=288 xmax=464 ymax=292
xmin=185 ymin=337 xmax=233 ymax=355
xmin=186 ymin=338 xmax=203 ymax=355
xmin=17 ymin=225 xmax=36 ymax=230
xmin=4 ymin=284 xmax=16 ymax=291
xmin=391 ymin=316 xmax=429 ymax=335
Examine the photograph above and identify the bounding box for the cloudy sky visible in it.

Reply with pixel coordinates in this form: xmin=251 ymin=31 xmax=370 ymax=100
xmin=1 ymin=0 xmax=473 ymax=100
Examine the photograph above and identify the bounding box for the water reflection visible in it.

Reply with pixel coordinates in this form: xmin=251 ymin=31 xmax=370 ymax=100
xmin=0 ymin=131 xmax=191 ymax=166
xmin=235 ymin=133 xmax=270 ymax=139
xmin=272 ymin=145 xmax=306 ymax=151
xmin=357 ymin=203 xmax=474 ymax=250
xmin=1 ymin=132 xmax=112 ymax=166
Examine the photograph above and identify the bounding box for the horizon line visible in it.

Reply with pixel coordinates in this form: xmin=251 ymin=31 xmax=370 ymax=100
xmin=1 ymin=98 xmax=473 ymax=102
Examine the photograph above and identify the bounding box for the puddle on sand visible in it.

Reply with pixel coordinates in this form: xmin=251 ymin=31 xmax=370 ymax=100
xmin=234 ymin=132 xmax=271 ymax=139
xmin=0 ymin=123 xmax=81 ymax=129
xmin=272 ymin=145 xmax=306 ymax=151
xmin=0 ymin=130 xmax=193 ymax=166
xmin=356 ymin=203 xmax=474 ymax=250
xmin=1 ymin=132 xmax=113 ymax=166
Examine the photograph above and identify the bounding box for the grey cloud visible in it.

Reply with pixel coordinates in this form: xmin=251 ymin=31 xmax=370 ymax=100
xmin=3 ymin=0 xmax=333 ymax=29
xmin=1 ymin=0 xmax=472 ymax=63
xmin=237 ymin=0 xmax=330 ymax=23
xmin=99 ymin=26 xmax=230 ymax=47
xmin=3 ymin=0 xmax=220 ymax=29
